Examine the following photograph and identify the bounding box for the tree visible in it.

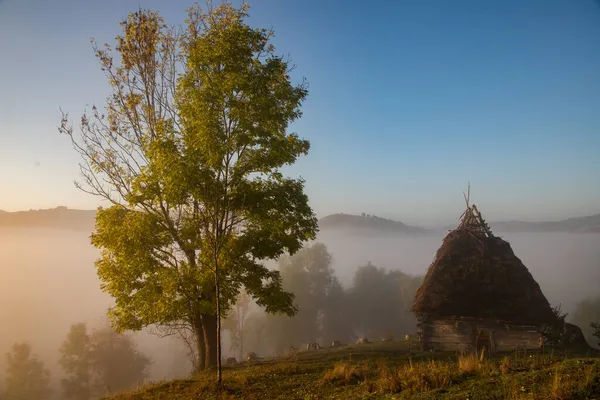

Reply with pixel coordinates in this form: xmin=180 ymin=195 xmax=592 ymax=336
xmin=90 ymin=327 xmax=151 ymax=396
xmin=59 ymin=0 xmax=317 ymax=381
xmin=320 ymin=276 xmax=353 ymax=344
xmin=222 ymin=290 xmax=251 ymax=361
xmin=59 ymin=323 xmax=93 ymax=400
xmin=592 ymin=322 xmax=600 ymax=347
xmin=570 ymin=296 xmax=600 ymax=349
xmin=4 ymin=343 xmax=52 ymax=400
xmin=265 ymin=243 xmax=343 ymax=353
xmin=348 ymin=263 xmax=421 ymax=340
xmin=59 ymin=323 xmax=151 ymax=398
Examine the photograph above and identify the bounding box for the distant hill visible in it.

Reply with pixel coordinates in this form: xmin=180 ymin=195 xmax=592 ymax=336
xmin=488 ymin=214 xmax=600 ymax=234
xmin=318 ymin=213 xmax=427 ymax=235
xmin=2 ymin=207 xmax=599 ymax=234
xmin=0 ymin=206 xmax=96 ymax=231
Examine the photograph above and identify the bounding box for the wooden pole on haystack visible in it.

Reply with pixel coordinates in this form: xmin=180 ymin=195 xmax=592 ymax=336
xmin=459 ymin=182 xmax=472 ymax=221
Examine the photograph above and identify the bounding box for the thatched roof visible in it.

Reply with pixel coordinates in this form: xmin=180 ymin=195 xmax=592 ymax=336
xmin=412 ymin=203 xmax=555 ymax=325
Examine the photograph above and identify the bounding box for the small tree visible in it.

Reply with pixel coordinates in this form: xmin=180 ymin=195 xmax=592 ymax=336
xmin=4 ymin=343 xmax=52 ymax=400
xmin=542 ymin=303 xmax=568 ymax=347
xmin=592 ymin=322 xmax=600 ymax=347
xmin=59 ymin=323 xmax=93 ymax=400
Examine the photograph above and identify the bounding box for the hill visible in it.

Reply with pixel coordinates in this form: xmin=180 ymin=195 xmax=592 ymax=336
xmin=0 ymin=206 xmax=96 ymax=231
xmin=318 ymin=213 xmax=427 ymax=235
xmin=109 ymin=341 xmax=600 ymax=400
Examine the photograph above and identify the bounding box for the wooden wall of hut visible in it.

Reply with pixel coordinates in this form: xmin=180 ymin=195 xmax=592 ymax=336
xmin=417 ymin=317 xmax=543 ymax=352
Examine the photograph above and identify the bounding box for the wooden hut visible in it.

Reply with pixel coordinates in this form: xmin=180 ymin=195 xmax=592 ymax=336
xmin=412 ymin=199 xmax=556 ymax=353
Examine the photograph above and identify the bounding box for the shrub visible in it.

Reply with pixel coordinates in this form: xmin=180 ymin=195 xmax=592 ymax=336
xmin=591 ymin=322 xmax=600 ymax=347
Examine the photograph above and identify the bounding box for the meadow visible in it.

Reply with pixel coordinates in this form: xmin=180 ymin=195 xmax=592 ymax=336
xmin=110 ymin=340 xmax=600 ymax=400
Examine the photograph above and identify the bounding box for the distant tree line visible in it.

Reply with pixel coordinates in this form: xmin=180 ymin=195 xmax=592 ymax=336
xmin=360 ymin=213 xmax=394 ymax=221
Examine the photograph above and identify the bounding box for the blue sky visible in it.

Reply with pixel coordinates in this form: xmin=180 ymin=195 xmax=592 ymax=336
xmin=0 ymin=0 xmax=599 ymax=226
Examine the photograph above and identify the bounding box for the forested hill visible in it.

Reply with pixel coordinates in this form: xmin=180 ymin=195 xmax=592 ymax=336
xmin=0 ymin=206 xmax=96 ymax=231
xmin=318 ymin=213 xmax=428 ymax=234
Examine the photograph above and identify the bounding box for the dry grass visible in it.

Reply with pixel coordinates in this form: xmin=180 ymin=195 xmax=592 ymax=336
xmin=337 ymin=350 xmax=599 ymax=398
xmin=321 ymin=361 xmax=367 ymax=385
xmin=372 ymin=358 xmax=463 ymax=394
xmin=549 ymin=362 xmax=599 ymax=400
xmin=500 ymin=356 xmax=512 ymax=375
xmin=457 ymin=351 xmax=482 ymax=374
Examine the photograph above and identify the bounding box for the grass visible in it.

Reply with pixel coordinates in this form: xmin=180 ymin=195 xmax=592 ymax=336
xmin=108 ymin=341 xmax=600 ymax=400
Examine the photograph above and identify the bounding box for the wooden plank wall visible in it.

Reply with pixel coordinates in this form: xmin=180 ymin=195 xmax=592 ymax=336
xmin=418 ymin=318 xmax=542 ymax=352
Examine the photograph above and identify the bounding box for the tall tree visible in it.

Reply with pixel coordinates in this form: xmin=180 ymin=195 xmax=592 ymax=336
xmin=4 ymin=343 xmax=52 ymax=400
xmin=59 ymin=0 xmax=316 ymax=379
xmin=59 ymin=323 xmax=93 ymax=400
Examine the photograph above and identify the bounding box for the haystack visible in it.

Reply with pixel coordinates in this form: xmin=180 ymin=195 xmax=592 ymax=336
xmin=412 ymin=203 xmax=555 ymax=325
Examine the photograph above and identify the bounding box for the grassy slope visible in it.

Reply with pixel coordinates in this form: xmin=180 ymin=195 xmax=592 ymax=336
xmin=110 ymin=341 xmax=600 ymax=400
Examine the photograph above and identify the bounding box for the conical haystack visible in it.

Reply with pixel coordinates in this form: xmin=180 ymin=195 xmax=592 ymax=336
xmin=412 ymin=203 xmax=555 ymax=325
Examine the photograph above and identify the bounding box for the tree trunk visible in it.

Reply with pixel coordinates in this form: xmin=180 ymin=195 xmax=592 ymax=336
xmin=239 ymin=314 xmax=244 ymax=362
xmin=239 ymin=329 xmax=243 ymax=362
xmin=201 ymin=314 xmax=217 ymax=369
xmin=215 ymin=265 xmax=223 ymax=384
xmin=192 ymin=319 xmax=206 ymax=372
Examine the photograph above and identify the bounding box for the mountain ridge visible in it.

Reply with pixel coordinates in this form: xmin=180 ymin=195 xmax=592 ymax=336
xmin=0 ymin=206 xmax=96 ymax=231
xmin=1 ymin=207 xmax=599 ymax=234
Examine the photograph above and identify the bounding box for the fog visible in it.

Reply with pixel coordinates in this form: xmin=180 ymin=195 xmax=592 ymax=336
xmin=1 ymin=226 xmax=599 ymax=396
xmin=318 ymin=229 xmax=600 ymax=313
xmin=0 ymin=228 xmax=193 ymax=396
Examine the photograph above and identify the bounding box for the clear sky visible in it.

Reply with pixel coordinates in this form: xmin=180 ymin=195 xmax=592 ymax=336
xmin=1 ymin=0 xmax=599 ymax=226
